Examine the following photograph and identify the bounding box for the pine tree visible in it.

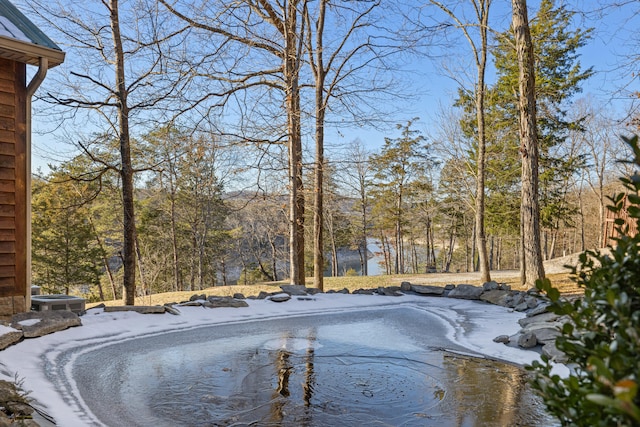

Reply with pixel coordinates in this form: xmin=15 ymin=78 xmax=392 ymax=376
xmin=31 ymin=161 xmax=105 ymax=297
xmin=370 ymin=120 xmax=434 ymax=274
xmin=494 ymin=0 xmax=592 ymax=265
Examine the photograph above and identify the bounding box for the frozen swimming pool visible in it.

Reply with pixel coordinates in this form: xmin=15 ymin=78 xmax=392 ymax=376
xmin=68 ymin=306 xmax=556 ymax=426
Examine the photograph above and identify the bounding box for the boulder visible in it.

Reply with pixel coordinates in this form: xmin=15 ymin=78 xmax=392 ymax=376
xmin=104 ymin=306 xmax=166 ymax=314
xmin=306 ymin=288 xmax=323 ymax=295
xmin=10 ymin=311 xmax=82 ymax=338
xmin=482 ymin=281 xmax=500 ymax=291
xmin=525 ymin=295 xmax=541 ymax=309
xmin=518 ymin=311 xmax=559 ymax=327
xmin=532 ymin=327 xmax=561 ymax=345
xmin=233 ymin=293 xmax=246 ymax=300
xmin=514 ymin=302 xmax=530 ymax=312
xmin=207 ymin=296 xmax=249 ymax=308
xmin=480 ymin=289 xmax=512 ymax=306
xmin=0 ymin=328 xmax=22 ymax=350
xmin=353 ymin=289 xmax=376 ymax=295
xmin=447 ymin=284 xmax=484 ymax=300
xmin=189 ymin=294 xmax=207 ymax=302
xmin=257 ymin=291 xmax=272 ymax=299
xmin=280 ymin=285 xmax=308 ymax=296
xmin=400 ymin=281 xmax=412 ymax=292
xmin=493 ymin=335 xmax=510 ymax=344
xmin=541 ymin=342 xmax=568 ymax=363
xmin=268 ymin=293 xmax=291 ymax=303
xmin=163 ymin=305 xmax=181 ymax=315
xmin=517 ymin=332 xmax=538 ymax=349
xmin=377 ymin=286 xmax=402 ymax=297
xmin=411 ymin=285 xmax=445 ymax=296
xmin=526 ymin=303 xmax=550 ymax=317
xmin=510 ymin=292 xmax=526 ymax=307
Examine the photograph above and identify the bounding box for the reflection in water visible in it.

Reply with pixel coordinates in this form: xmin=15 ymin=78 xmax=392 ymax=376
xmin=143 ymin=337 xmax=553 ymax=425
xmin=74 ymin=310 xmax=558 ymax=426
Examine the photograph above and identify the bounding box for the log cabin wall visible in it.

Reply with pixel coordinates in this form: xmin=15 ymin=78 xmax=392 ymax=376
xmin=0 ymin=57 xmax=26 ymax=318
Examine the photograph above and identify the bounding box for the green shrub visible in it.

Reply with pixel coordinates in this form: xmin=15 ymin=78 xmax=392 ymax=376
xmin=528 ymin=135 xmax=640 ymax=426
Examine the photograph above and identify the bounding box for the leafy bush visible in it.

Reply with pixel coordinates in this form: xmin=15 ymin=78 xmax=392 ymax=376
xmin=529 ymin=135 xmax=640 ymax=426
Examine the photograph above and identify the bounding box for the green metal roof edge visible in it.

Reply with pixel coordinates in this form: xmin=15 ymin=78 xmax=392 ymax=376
xmin=0 ymin=0 xmax=62 ymax=52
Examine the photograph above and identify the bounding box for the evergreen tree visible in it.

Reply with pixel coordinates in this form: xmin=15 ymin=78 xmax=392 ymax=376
xmin=31 ymin=160 xmax=105 ymax=297
xmin=493 ymin=0 xmax=592 ymax=253
xmin=370 ymin=120 xmax=435 ymax=274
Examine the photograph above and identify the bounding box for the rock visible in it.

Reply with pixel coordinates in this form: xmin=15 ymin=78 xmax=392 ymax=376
xmin=541 ymin=342 xmax=567 ymax=363
xmin=447 ymin=284 xmax=484 ymax=300
xmin=306 ymin=288 xmax=323 ymax=295
xmin=514 ymin=302 xmax=529 ymax=312
xmin=510 ymin=292 xmax=526 ymax=307
xmin=10 ymin=311 xmax=82 ymax=338
xmin=104 ymin=306 xmax=166 ymax=314
xmin=190 ymin=294 xmax=206 ymax=301
xmin=493 ymin=335 xmax=510 ymax=344
xmin=518 ymin=312 xmax=560 ymax=328
xmin=336 ymin=288 xmax=350 ymax=294
xmin=233 ymin=293 xmax=246 ymax=300
xmin=482 ymin=281 xmax=500 ymax=291
xmin=517 ymin=332 xmax=538 ymax=348
xmin=179 ymin=301 xmax=205 ymax=307
xmin=525 ymin=295 xmax=541 ymax=309
xmin=268 ymin=293 xmax=291 ymax=303
xmin=377 ymin=287 xmax=402 ymax=296
xmin=400 ymin=281 xmax=412 ymax=292
xmin=444 ymin=284 xmax=456 ymax=291
xmin=0 ymin=380 xmax=34 ymax=424
xmin=0 ymin=328 xmax=22 ymax=350
xmin=163 ymin=305 xmax=181 ymax=315
xmin=499 ymin=283 xmax=512 ymax=291
xmin=207 ymin=296 xmax=249 ymax=308
xmin=526 ymin=303 xmax=550 ymax=317
xmin=353 ymin=289 xmax=375 ymax=295
xmin=532 ymin=327 xmax=561 ymax=345
xmin=88 ymin=303 xmax=105 ymax=311
xmin=518 ymin=311 xmax=559 ymax=327
xmin=257 ymin=291 xmax=272 ymax=299
xmin=480 ymin=289 xmax=512 ymax=306
xmin=280 ymin=285 xmax=308 ymax=296
xmin=411 ymin=285 xmax=445 ymax=296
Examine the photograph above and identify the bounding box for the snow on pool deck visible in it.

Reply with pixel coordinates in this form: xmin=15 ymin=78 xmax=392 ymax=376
xmin=0 ymin=293 xmax=567 ymax=426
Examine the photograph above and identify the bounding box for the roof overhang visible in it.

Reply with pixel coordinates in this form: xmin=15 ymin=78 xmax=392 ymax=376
xmin=0 ymin=35 xmax=64 ymax=68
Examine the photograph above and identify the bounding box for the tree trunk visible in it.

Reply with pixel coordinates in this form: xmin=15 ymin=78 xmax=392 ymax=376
xmin=312 ymin=0 xmax=327 ymax=291
xmin=475 ymin=11 xmax=491 ymax=283
xmin=89 ymin=217 xmax=112 ymax=301
xmin=286 ymin=0 xmax=305 ymax=286
xmin=513 ymin=0 xmax=545 ymax=286
xmin=110 ymin=0 xmax=136 ymax=305
xmin=168 ymin=167 xmax=181 ymax=292
xmin=270 ymin=238 xmax=279 ymax=281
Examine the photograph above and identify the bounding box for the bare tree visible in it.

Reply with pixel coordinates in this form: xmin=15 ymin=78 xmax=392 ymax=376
xmin=304 ymin=0 xmax=395 ymax=289
xmin=512 ymin=0 xmax=545 ymax=286
xmin=428 ymin=0 xmax=493 ymax=282
xmin=573 ymin=97 xmax=627 ymax=248
xmin=337 ymin=140 xmax=374 ymax=276
xmin=25 ymin=0 xmax=189 ymax=304
xmin=159 ymin=0 xmax=308 ymax=285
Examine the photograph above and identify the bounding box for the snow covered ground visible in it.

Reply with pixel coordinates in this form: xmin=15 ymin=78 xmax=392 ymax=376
xmin=0 ymin=293 xmax=567 ymax=426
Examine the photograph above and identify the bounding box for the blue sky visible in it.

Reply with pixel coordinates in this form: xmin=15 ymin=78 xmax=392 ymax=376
xmin=24 ymin=0 xmax=640 ymax=174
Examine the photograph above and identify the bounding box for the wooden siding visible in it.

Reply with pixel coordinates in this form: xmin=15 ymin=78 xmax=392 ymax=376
xmin=0 ymin=58 xmax=26 ymax=298
xmin=603 ymin=195 xmax=638 ymax=247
